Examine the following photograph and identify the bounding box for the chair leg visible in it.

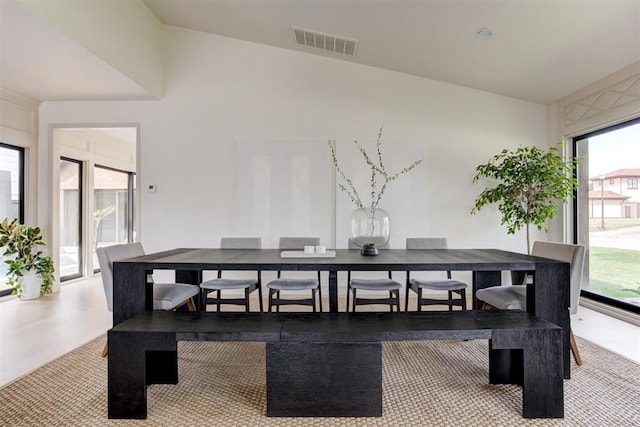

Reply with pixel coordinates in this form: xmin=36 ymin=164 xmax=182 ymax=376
xmin=389 ymin=291 xmax=394 ymax=312
xmin=186 ymin=298 xmax=196 ymax=312
xmin=417 ymin=288 xmax=423 ymax=312
xmin=570 ymin=328 xmax=583 ymax=366
xmin=461 ymin=289 xmax=467 ymax=310
xmin=216 ymin=290 xmax=222 ymax=312
xmin=200 ymin=288 xmax=208 ymax=311
xmin=244 ymin=288 xmax=250 ymax=312
xmin=395 ymin=290 xmax=401 ymax=312
xmin=352 ymin=289 xmax=357 ymax=312
xmin=312 ymin=289 xmax=317 ymax=313
xmin=268 ymin=289 xmax=274 ymax=312
xmin=101 ymin=342 xmax=108 ymax=358
xmin=448 ymin=291 xmax=453 ymax=312
xmin=276 ymin=290 xmax=281 ymax=313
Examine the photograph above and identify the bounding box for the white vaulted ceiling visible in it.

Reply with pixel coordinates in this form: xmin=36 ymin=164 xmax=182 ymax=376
xmin=2 ymin=0 xmax=639 ymax=104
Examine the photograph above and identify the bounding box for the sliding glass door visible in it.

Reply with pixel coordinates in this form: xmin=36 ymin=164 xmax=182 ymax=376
xmin=59 ymin=158 xmax=82 ymax=280
xmin=55 ymin=126 xmax=137 ymax=282
xmin=574 ymin=118 xmax=640 ymax=313
xmin=0 ymin=144 xmax=24 ymax=296
xmin=93 ymin=165 xmax=135 ymax=272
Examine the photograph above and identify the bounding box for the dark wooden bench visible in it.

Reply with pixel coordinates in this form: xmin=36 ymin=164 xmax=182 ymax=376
xmin=107 ymin=310 xmax=563 ymax=420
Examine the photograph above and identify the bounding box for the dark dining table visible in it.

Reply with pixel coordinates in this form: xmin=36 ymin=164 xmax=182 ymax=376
xmin=112 ymin=247 xmax=571 ymax=377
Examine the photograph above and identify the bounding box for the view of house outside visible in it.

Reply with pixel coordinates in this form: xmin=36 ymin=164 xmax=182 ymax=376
xmin=584 ymin=122 xmax=640 ymax=307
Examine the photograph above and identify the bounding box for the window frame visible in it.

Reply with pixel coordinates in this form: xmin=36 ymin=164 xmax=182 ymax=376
xmin=59 ymin=157 xmax=84 ymax=282
xmin=572 ymin=117 xmax=640 ymax=315
xmin=0 ymin=143 xmax=25 ymax=297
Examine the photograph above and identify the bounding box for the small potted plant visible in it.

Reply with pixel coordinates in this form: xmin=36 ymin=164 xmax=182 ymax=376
xmin=0 ymin=218 xmax=55 ymax=299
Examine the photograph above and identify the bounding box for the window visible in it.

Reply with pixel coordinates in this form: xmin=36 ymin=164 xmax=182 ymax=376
xmin=573 ymin=118 xmax=640 ymax=314
xmin=0 ymin=143 xmax=24 ymax=297
xmin=55 ymin=126 xmax=137 ymax=280
xmin=93 ymin=165 xmax=135 ymax=272
xmin=59 ymin=158 xmax=82 ymax=280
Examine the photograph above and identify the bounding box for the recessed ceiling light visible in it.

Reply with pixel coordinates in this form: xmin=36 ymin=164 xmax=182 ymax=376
xmin=475 ymin=28 xmax=494 ymax=40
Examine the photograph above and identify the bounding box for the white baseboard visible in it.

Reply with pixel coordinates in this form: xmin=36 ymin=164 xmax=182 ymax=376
xmin=579 ymin=298 xmax=640 ymax=327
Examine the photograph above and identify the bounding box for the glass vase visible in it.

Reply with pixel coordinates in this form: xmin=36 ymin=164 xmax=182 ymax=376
xmin=350 ymin=207 xmax=390 ymax=255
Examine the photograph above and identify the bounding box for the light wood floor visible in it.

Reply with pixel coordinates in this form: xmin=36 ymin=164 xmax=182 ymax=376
xmin=1 ymin=276 xmax=638 ymax=387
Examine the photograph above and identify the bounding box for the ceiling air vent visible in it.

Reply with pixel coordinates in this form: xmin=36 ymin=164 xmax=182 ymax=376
xmin=292 ymin=26 xmax=358 ymax=57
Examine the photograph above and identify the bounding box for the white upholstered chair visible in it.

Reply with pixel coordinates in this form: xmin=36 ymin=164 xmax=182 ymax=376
xmin=347 ymin=239 xmax=401 ymax=312
xmin=405 ymin=238 xmax=468 ymax=311
xmin=267 ymin=237 xmax=322 ymax=312
xmin=199 ymin=237 xmax=263 ymax=312
xmin=96 ymin=242 xmax=199 ymax=356
xmin=475 ymin=240 xmax=586 ymax=365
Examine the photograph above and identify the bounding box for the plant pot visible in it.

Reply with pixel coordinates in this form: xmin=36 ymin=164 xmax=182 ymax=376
xmin=18 ymin=271 xmax=41 ymax=300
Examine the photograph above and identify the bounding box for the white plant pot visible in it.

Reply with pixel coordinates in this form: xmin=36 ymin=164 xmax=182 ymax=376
xmin=19 ymin=271 xmax=41 ymax=300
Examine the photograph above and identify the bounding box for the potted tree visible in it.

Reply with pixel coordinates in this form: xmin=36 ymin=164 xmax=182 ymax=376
xmin=0 ymin=218 xmax=55 ymax=299
xmin=471 ymin=144 xmax=579 ymax=255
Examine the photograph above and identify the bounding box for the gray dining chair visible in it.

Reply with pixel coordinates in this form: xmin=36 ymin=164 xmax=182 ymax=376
xmin=266 ymin=237 xmax=322 ymax=312
xmin=96 ymin=241 xmax=199 ymax=357
xmin=404 ymin=238 xmax=468 ymax=311
xmin=199 ymin=237 xmax=263 ymax=312
xmin=475 ymin=240 xmax=586 ymax=365
xmin=347 ymin=239 xmax=401 ymax=312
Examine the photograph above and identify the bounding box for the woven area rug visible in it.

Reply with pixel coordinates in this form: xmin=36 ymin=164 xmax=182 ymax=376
xmin=1 ymin=335 xmax=638 ymax=426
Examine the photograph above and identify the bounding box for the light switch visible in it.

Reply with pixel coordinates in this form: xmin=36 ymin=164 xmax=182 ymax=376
xmin=148 ymin=184 xmax=157 ymax=193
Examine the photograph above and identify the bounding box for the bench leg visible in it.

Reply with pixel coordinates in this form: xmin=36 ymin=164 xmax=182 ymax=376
xmin=491 ymin=329 xmax=564 ymax=418
xmin=522 ymin=330 xmax=564 ymax=418
xmin=108 ymin=330 xmax=177 ymax=419
xmin=266 ymin=342 xmax=382 ymax=417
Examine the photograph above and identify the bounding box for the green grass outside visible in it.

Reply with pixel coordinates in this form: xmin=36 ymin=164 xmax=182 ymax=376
xmin=587 ymin=246 xmax=640 ymax=300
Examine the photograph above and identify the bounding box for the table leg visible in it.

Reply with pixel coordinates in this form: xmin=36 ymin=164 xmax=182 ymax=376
xmin=176 ymin=269 xmax=202 ymax=284
xmin=531 ymin=261 xmax=571 ymax=379
xmin=328 ymin=271 xmax=338 ymax=313
xmin=472 ymin=271 xmax=501 ymax=309
xmin=113 ymin=262 xmax=148 ymax=326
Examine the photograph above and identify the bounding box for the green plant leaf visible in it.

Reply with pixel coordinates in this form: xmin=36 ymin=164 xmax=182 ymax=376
xmin=471 ymin=144 xmax=579 ymax=253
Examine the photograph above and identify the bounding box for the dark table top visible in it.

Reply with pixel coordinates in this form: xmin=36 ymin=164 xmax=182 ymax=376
xmin=114 ymin=247 xmax=564 ymax=272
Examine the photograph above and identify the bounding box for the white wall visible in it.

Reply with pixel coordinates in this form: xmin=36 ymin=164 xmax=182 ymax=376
xmin=19 ymin=0 xmax=163 ymax=98
xmin=38 ymin=26 xmax=550 ymax=259
xmin=0 ymin=88 xmax=40 ymax=225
